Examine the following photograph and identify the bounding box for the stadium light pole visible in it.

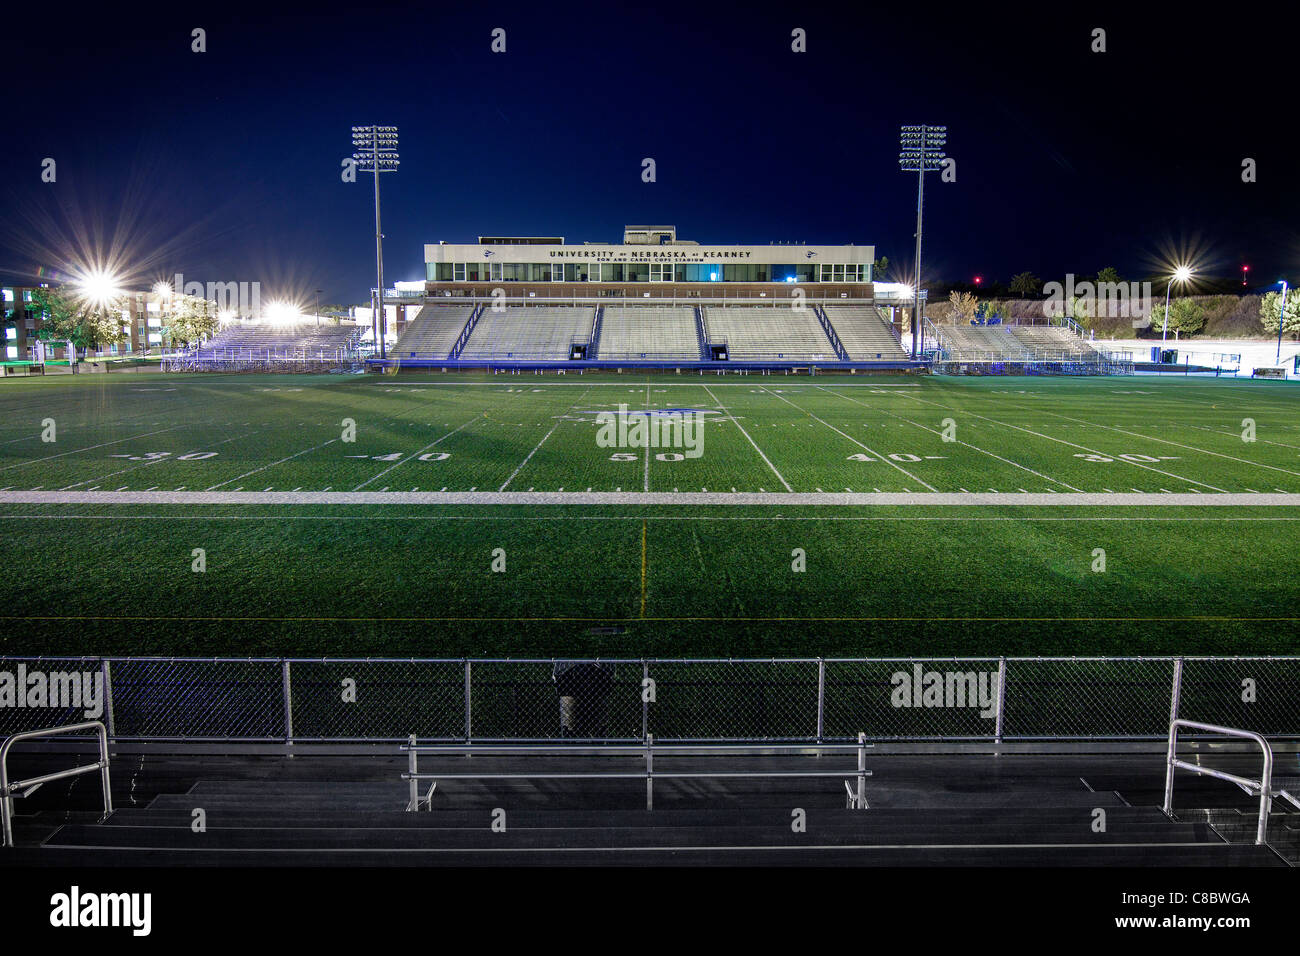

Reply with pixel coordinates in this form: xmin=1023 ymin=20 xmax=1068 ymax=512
xmin=351 ymin=125 xmax=399 ymax=359
xmin=1277 ymin=279 xmax=1289 ymax=367
xmin=899 ymin=125 xmax=946 ymax=359
xmin=1160 ymin=265 xmax=1193 ymax=354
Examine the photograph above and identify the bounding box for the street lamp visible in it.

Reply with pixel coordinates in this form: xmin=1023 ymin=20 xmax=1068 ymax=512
xmin=1160 ymin=265 xmax=1193 ymax=354
xmin=899 ymin=124 xmax=947 ymax=359
xmin=351 ymin=125 xmax=399 ymax=360
xmin=1276 ymin=279 xmax=1289 ymax=367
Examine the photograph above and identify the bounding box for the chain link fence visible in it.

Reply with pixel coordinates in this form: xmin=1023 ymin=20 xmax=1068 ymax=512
xmin=0 ymin=656 xmax=1297 ymax=742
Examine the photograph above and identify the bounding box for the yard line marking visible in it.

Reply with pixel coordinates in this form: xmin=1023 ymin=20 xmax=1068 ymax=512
xmin=817 ymin=386 xmax=1082 ymax=492
xmin=643 ymin=383 xmax=651 ymax=492
xmin=758 ymin=386 xmax=936 ymax=491
xmin=1039 ymin=410 xmax=1300 ymax=480
xmin=60 ymin=428 xmax=263 ymax=491
xmin=0 ymin=424 xmax=187 ymax=473
xmin=3 ymin=490 xmax=1298 ymax=506
xmin=208 ymin=437 xmax=337 ymax=490
xmin=1189 ymin=423 xmax=1300 ymax=451
xmin=14 ymin=514 xmax=1300 ymax=523
xmin=701 ymin=384 xmax=792 ymax=491
xmin=500 ymin=385 xmax=594 ymax=492
xmin=885 ymin=390 xmax=1229 ymax=492
xmin=354 ymin=414 xmax=485 ymax=491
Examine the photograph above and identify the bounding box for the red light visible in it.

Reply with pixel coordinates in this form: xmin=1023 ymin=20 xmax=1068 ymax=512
xmin=974 ymin=276 xmax=982 ymax=285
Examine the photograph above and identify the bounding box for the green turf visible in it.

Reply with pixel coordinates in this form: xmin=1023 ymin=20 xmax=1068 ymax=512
xmin=2 ymin=371 xmax=1299 ymax=657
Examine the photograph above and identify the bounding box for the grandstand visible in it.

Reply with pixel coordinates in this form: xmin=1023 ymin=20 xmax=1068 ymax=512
xmin=596 ymin=306 xmax=702 ymax=360
xmin=824 ymin=305 xmax=908 ymax=360
xmin=393 ymin=305 xmax=475 ymax=358
xmin=458 ymin=306 xmax=594 ymax=361
xmin=172 ymin=322 xmax=362 ymax=371
xmin=701 ymin=306 xmax=836 ymax=361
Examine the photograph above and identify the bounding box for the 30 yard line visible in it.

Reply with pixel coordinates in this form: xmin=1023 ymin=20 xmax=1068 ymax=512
xmin=886 ymin=389 xmax=1229 ymax=492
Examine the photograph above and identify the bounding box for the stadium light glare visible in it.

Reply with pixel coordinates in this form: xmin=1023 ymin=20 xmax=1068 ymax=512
xmin=153 ymin=281 xmax=173 ymax=302
xmin=1160 ymin=264 xmax=1195 ymax=350
xmin=74 ymin=269 xmax=124 ymax=309
xmin=264 ymin=300 xmax=304 ymax=325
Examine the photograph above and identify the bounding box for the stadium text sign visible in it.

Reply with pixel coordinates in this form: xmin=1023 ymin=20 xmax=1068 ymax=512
xmin=0 ymin=665 xmax=104 ymax=719
xmin=890 ymin=665 xmax=999 ymax=718
xmin=595 ymin=404 xmax=705 ymax=458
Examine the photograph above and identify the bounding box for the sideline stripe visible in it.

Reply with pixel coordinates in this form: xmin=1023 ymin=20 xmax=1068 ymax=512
xmin=0 ymin=490 xmax=1296 ymax=506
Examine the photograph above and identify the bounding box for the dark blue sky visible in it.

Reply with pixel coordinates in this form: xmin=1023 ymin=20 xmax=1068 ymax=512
xmin=2 ymin=1 xmax=1295 ymax=303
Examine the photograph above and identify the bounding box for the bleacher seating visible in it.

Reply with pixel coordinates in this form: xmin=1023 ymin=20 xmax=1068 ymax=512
xmin=938 ymin=325 xmax=1036 ymax=360
xmin=458 ymin=307 xmax=594 ymax=361
xmin=393 ymin=306 xmax=474 ymax=358
xmin=1006 ymin=325 xmax=1106 ymax=360
xmin=596 ymin=307 xmax=700 ymax=360
xmin=702 ymin=306 xmax=835 ymax=361
xmin=194 ymin=323 xmax=359 ymax=358
xmin=824 ymin=305 xmax=908 ymax=360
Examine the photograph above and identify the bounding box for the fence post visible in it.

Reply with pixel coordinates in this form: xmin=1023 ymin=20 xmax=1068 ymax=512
xmin=100 ymin=659 xmax=115 ymax=741
xmin=641 ymin=660 xmax=649 ymax=741
xmin=993 ymin=657 xmax=1007 ymax=745
xmin=407 ymin=734 xmax=418 ymax=811
xmin=856 ymin=732 xmax=867 ymax=810
xmin=281 ymin=660 xmax=294 ymax=752
xmin=1168 ymin=658 xmax=1184 ymax=728
xmin=645 ymin=733 xmax=654 ymax=811
xmin=463 ymin=660 xmax=472 ymax=744
xmin=815 ymin=658 xmax=826 ymax=746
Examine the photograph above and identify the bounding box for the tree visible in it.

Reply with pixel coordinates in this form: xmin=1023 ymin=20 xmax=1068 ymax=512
xmin=1159 ymin=297 xmax=1205 ymax=336
xmin=1095 ymin=266 xmax=1123 ymax=285
xmin=163 ymin=293 xmax=221 ymax=347
xmin=1009 ymin=272 xmax=1041 ymax=298
xmin=30 ymin=285 xmax=127 ymax=356
xmin=1259 ymin=290 xmax=1300 ymax=339
xmin=872 ymin=255 xmax=889 ymax=279
xmin=1065 ymin=295 xmax=1092 ymax=327
xmin=948 ymin=290 xmax=978 ymax=323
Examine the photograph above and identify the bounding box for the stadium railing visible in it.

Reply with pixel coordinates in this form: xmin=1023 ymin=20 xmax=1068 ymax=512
xmin=401 ymin=733 xmax=873 ymax=812
xmin=0 ymin=656 xmax=1296 ymax=745
xmin=1162 ymin=719 xmax=1300 ymax=845
xmin=1 ymin=720 xmax=112 ymax=847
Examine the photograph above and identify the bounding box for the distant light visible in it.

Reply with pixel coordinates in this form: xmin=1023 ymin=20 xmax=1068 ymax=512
xmin=153 ymin=281 xmax=173 ymax=301
xmin=785 ymin=276 xmax=796 ymax=282
xmin=710 ymin=272 xmax=718 ymax=281
xmin=75 ymin=270 xmax=123 ymax=308
xmin=1172 ymin=265 xmax=1193 ymax=283
xmin=264 ymin=300 xmax=303 ymax=325
xmin=218 ymin=309 xmax=236 ymax=322
xmin=900 ymin=284 xmax=915 ymax=299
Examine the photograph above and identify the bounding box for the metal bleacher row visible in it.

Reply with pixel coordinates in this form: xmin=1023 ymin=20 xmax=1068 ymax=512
xmin=936 ymin=323 xmax=1106 ymax=363
xmin=391 ymin=304 xmax=906 ymax=363
xmin=193 ymin=323 xmax=360 ymax=359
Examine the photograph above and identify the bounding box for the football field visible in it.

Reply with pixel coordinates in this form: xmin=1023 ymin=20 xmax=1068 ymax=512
xmin=1 ymin=371 xmax=1299 ymax=658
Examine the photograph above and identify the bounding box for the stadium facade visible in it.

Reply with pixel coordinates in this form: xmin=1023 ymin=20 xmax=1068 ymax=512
xmin=362 ymin=225 xmax=925 ymax=370
xmin=419 ymin=225 xmax=882 ymax=301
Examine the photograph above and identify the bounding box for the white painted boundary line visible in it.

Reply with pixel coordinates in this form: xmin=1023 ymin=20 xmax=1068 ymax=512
xmin=1 ymin=490 xmax=1296 ymax=506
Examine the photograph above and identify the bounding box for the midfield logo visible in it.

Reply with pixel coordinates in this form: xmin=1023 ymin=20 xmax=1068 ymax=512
xmin=594 ymin=404 xmax=706 ymax=458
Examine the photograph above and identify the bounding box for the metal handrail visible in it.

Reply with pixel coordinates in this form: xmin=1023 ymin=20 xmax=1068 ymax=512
xmin=402 ymin=732 xmax=872 ymax=812
xmin=1 ymin=720 xmax=112 ymax=848
xmin=1163 ymin=719 xmax=1274 ymax=845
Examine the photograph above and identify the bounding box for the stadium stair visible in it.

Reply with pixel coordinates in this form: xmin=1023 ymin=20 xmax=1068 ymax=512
xmin=588 ymin=307 xmax=604 ymax=360
xmin=2 ymin=753 xmax=1289 ymax=866
xmin=447 ymin=305 xmax=484 ymax=360
xmin=693 ymin=306 xmax=708 ymax=360
xmin=814 ymin=306 xmax=850 ymax=361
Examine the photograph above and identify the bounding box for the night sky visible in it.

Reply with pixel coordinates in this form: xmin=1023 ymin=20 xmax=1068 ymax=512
xmin=2 ymin=1 xmax=1295 ymax=304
